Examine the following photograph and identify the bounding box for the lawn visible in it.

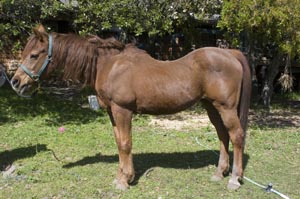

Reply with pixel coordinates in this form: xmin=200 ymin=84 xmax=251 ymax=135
xmin=0 ymin=84 xmax=299 ymax=199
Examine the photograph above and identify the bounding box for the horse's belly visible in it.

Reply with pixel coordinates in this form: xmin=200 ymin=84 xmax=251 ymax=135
xmin=135 ymin=92 xmax=200 ymax=115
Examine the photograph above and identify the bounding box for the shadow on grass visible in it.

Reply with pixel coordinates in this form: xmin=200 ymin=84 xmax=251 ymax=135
xmin=63 ymin=150 xmax=249 ymax=185
xmin=0 ymin=84 xmax=106 ymax=126
xmin=249 ymin=94 xmax=300 ymax=128
xmin=249 ymin=108 xmax=300 ymax=128
xmin=0 ymin=144 xmax=48 ymax=171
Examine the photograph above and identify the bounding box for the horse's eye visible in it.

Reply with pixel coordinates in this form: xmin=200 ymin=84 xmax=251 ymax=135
xmin=30 ymin=53 xmax=39 ymax=59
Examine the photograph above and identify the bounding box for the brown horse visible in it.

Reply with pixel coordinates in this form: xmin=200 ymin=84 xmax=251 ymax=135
xmin=11 ymin=25 xmax=251 ymax=191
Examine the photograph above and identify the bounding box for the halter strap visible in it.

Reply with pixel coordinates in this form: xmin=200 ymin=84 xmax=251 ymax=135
xmin=19 ymin=34 xmax=53 ymax=82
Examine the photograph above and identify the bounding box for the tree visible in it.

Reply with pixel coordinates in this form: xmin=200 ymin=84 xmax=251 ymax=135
xmin=218 ymin=0 xmax=300 ymax=105
xmin=67 ymin=0 xmax=222 ymax=59
xmin=0 ymin=0 xmax=41 ymax=54
xmin=71 ymin=0 xmax=222 ymax=35
xmin=0 ymin=0 xmax=73 ymax=55
xmin=0 ymin=0 xmax=222 ymax=54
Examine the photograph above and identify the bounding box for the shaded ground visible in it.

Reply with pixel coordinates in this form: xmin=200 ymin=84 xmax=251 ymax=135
xmin=249 ymin=108 xmax=300 ymax=128
xmin=149 ymin=102 xmax=300 ymax=130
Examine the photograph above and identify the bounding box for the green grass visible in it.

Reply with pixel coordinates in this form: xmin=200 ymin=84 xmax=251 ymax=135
xmin=0 ymin=84 xmax=299 ymax=199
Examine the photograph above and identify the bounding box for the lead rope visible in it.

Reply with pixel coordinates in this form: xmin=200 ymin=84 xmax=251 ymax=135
xmin=194 ymin=137 xmax=290 ymax=199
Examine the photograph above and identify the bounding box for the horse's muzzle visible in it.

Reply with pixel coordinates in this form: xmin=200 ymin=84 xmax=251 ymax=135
xmin=10 ymin=77 xmax=35 ymax=98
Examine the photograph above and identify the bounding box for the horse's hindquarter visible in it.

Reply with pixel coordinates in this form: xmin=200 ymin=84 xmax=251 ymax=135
xmin=198 ymin=48 xmax=244 ymax=108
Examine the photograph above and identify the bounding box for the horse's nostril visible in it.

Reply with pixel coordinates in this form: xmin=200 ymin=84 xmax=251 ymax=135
xmin=11 ymin=78 xmax=20 ymax=88
xmin=20 ymin=83 xmax=29 ymax=94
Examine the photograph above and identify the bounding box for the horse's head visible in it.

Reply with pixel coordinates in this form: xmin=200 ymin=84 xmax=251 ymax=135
xmin=11 ymin=24 xmax=53 ymax=97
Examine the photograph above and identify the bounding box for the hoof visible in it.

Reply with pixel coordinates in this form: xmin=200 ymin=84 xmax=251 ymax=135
xmin=211 ymin=174 xmax=223 ymax=182
xmin=113 ymin=179 xmax=129 ymax=191
xmin=227 ymin=177 xmax=241 ymax=190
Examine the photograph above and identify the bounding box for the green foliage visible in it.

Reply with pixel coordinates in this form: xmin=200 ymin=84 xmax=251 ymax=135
xmin=218 ymin=0 xmax=300 ymax=57
xmin=0 ymin=0 xmax=222 ymax=54
xmin=72 ymin=0 xmax=221 ymax=36
xmin=0 ymin=0 xmax=41 ymax=54
xmin=0 ymin=0 xmax=72 ymax=54
xmin=40 ymin=0 xmax=74 ymax=19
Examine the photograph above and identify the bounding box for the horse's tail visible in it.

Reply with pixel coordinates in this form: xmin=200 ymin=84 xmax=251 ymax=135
xmin=230 ymin=50 xmax=252 ymax=133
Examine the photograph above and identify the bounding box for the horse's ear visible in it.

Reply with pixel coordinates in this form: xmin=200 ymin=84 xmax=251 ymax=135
xmin=33 ymin=24 xmax=47 ymax=41
xmin=36 ymin=24 xmax=46 ymax=33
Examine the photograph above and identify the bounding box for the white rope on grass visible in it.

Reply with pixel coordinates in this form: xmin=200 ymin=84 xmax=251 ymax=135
xmin=194 ymin=137 xmax=290 ymax=199
xmin=243 ymin=177 xmax=290 ymax=199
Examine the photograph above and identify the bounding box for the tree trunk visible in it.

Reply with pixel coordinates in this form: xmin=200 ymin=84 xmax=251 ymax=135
xmin=262 ymin=51 xmax=284 ymax=108
xmin=247 ymin=40 xmax=258 ymax=99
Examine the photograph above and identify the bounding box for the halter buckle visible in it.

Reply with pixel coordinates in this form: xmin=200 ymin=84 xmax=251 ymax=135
xmin=32 ymin=74 xmax=40 ymax=82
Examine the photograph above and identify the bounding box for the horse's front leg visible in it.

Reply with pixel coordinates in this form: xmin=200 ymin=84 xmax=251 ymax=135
xmin=108 ymin=103 xmax=134 ymax=190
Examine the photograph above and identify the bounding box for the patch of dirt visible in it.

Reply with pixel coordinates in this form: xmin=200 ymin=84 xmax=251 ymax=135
xmin=149 ymin=112 xmax=211 ymax=130
xmin=149 ymin=106 xmax=300 ymax=130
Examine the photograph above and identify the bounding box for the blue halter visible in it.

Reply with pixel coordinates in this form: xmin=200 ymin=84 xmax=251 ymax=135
xmin=19 ymin=34 xmax=53 ymax=82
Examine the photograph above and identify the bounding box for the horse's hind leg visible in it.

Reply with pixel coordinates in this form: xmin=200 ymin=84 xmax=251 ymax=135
xmin=108 ymin=103 xmax=134 ymax=190
xmin=202 ymin=100 xmax=230 ymax=181
xmin=214 ymin=103 xmax=245 ymax=190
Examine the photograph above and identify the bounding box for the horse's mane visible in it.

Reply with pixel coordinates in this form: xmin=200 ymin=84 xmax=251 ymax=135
xmin=47 ymin=34 xmax=97 ymax=86
xmin=87 ymin=35 xmax=125 ymax=50
xmin=51 ymin=34 xmax=124 ymax=86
